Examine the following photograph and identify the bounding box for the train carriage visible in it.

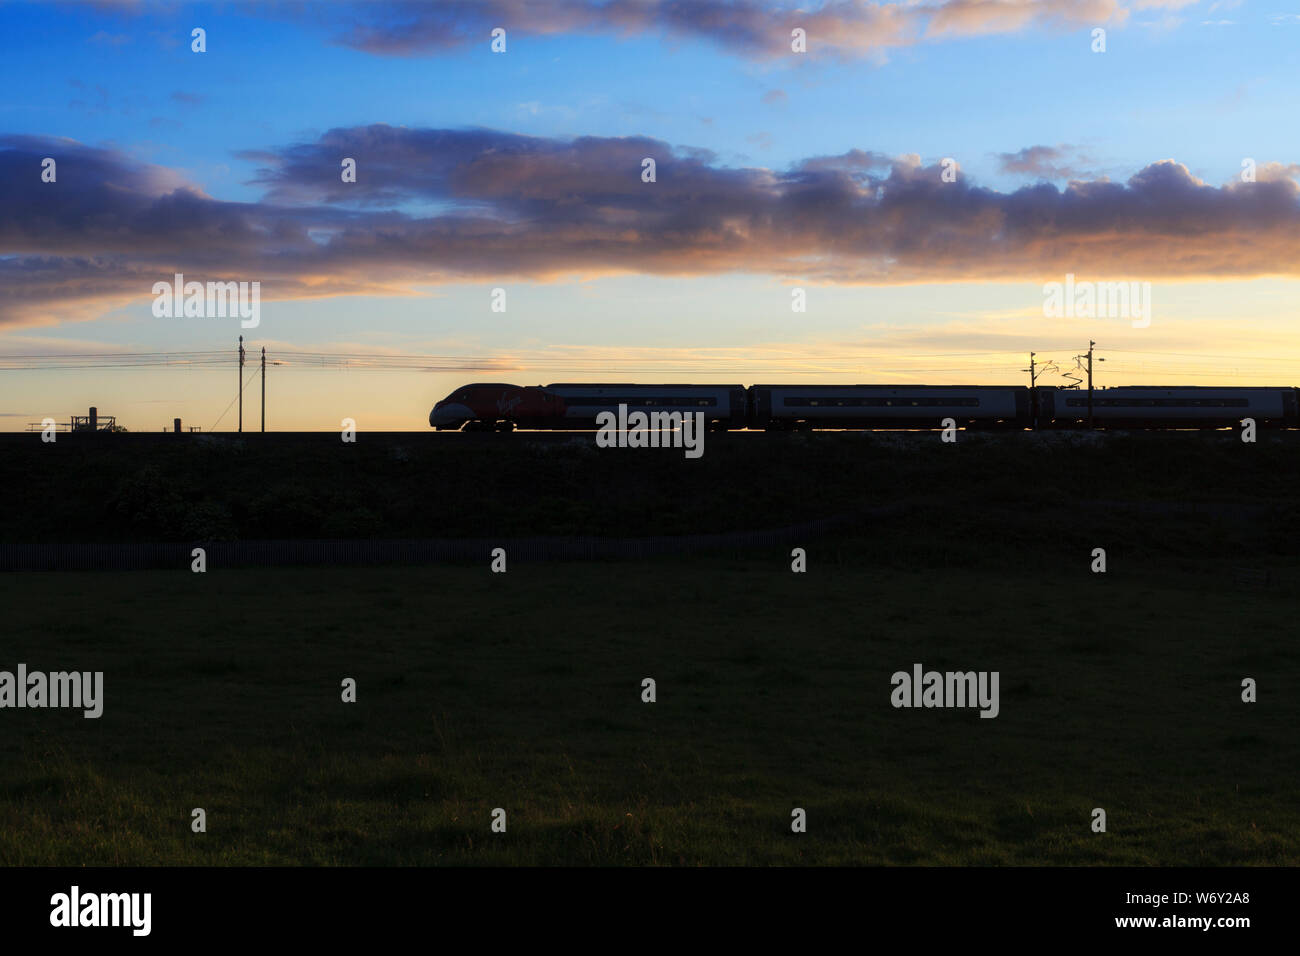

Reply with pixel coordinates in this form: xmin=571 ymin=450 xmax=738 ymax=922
xmin=1035 ymin=386 xmax=1300 ymax=429
xmin=750 ymin=384 xmax=1032 ymax=430
xmin=544 ymin=384 xmax=748 ymax=430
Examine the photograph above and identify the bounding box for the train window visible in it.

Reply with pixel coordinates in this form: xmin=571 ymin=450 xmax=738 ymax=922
xmin=560 ymin=396 xmax=718 ymax=407
xmin=1065 ymin=396 xmax=1252 ymax=408
xmin=783 ymin=396 xmax=982 ymax=408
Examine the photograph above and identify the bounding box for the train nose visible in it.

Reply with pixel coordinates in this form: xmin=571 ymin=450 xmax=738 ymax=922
xmin=430 ymin=403 xmax=474 ymax=428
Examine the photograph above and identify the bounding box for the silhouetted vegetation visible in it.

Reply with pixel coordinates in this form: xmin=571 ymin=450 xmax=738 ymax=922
xmin=2 ymin=433 xmax=1297 ymax=570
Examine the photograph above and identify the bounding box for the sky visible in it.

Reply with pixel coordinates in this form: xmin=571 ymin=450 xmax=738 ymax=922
xmin=1 ymin=0 xmax=1299 ymax=431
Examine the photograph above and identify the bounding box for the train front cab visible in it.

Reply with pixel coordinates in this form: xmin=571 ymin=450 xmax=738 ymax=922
xmin=430 ymin=384 xmax=562 ymax=431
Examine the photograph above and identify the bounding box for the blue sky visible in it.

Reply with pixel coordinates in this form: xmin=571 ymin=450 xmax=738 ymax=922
xmin=7 ymin=3 xmax=1297 ymax=190
xmin=2 ymin=0 xmax=1299 ymax=430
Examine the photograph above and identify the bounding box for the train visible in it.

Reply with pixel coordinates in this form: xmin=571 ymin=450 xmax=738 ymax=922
xmin=429 ymin=383 xmax=1300 ymax=431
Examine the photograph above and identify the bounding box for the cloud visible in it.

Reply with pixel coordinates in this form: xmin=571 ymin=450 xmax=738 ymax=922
xmin=4 ymin=127 xmax=1300 ymax=327
xmin=67 ymin=80 xmax=111 ymax=115
xmin=313 ymin=0 xmax=1135 ymax=61
xmin=996 ymin=144 xmax=1095 ymax=180
xmin=1254 ymin=162 xmax=1300 ymax=183
xmin=87 ymin=30 xmax=131 ymax=46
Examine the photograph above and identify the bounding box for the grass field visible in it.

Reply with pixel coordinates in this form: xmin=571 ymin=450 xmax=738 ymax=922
xmin=2 ymin=550 xmax=1296 ymax=865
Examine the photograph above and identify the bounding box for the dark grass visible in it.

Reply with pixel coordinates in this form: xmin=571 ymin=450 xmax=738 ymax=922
xmin=1 ymin=549 xmax=1296 ymax=865
xmin=2 ymin=431 xmax=1295 ymax=864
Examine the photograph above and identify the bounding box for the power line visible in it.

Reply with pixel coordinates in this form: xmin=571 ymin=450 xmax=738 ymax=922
xmin=0 ymin=350 xmax=228 ymax=358
xmin=0 ymin=362 xmax=231 ymax=371
xmin=0 ymin=351 xmax=231 ymax=370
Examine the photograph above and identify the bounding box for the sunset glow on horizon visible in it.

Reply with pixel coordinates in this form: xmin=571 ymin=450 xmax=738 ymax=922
xmin=4 ymin=1 xmax=1300 ymax=431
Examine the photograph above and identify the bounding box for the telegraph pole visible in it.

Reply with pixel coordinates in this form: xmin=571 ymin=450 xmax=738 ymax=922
xmin=261 ymin=346 xmax=266 ymax=433
xmin=1024 ymin=351 xmax=1037 ymax=389
xmin=238 ymin=335 xmax=245 ymax=433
